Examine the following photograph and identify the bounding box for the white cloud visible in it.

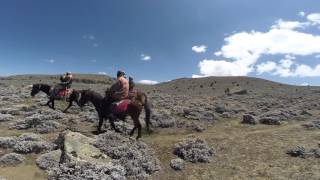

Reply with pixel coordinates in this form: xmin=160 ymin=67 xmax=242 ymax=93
xmin=193 ymin=16 xmax=320 ymax=78
xmin=271 ymin=19 xmax=310 ymax=30
xmin=192 ymin=45 xmax=207 ymax=53
xmin=307 ymin=13 xmax=320 ymax=25
xmin=256 ymin=61 xmax=277 ymax=74
xmin=299 ymin=11 xmax=305 ymax=17
xmin=48 ymin=59 xmax=55 ymax=63
xmin=138 ymin=80 xmax=158 ymax=85
xmin=91 ymin=59 xmax=97 ymax=63
xmin=141 ymin=54 xmax=151 ymax=61
xmin=300 ymin=83 xmax=309 ymax=86
xmin=98 ymin=72 xmax=107 ymax=75
xmin=93 ymin=43 xmax=99 ymax=47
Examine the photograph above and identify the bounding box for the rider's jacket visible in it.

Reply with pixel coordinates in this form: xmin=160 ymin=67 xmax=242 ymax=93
xmin=109 ymin=76 xmax=129 ymax=101
xmin=60 ymin=75 xmax=73 ymax=88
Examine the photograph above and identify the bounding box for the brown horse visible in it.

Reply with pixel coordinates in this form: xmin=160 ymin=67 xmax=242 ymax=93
xmin=78 ymin=89 xmax=152 ymax=139
xmin=30 ymin=83 xmax=82 ymax=112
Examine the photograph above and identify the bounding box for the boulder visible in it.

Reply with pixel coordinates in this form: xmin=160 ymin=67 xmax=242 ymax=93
xmin=0 ymin=153 xmax=25 ymax=166
xmin=63 ymin=131 xmax=111 ymax=165
xmin=170 ymin=158 xmax=185 ymax=171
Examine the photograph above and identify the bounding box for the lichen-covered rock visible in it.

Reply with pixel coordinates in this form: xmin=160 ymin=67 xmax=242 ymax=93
xmin=174 ymin=135 xmax=214 ymax=163
xmin=36 ymin=150 xmax=62 ymax=170
xmin=0 ymin=153 xmax=25 ymax=166
xmin=170 ymin=158 xmax=185 ymax=170
xmin=95 ymin=131 xmax=161 ymax=179
xmin=47 ymin=162 xmax=126 ymax=180
xmin=63 ymin=131 xmax=111 ymax=165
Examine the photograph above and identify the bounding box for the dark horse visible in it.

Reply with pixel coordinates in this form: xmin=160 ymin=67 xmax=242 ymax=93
xmin=78 ymin=89 xmax=151 ymax=139
xmin=30 ymin=83 xmax=82 ymax=112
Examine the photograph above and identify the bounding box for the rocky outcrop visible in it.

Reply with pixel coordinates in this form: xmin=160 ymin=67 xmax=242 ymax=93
xmin=62 ymin=131 xmax=111 ymax=165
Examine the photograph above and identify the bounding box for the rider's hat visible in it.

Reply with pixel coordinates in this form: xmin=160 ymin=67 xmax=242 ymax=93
xmin=117 ymin=70 xmax=126 ymax=77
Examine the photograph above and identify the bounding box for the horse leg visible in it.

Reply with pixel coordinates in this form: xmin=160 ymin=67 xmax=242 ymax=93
xmin=97 ymin=114 xmax=104 ymax=133
xmin=51 ymin=99 xmax=55 ymax=110
xmin=109 ymin=114 xmax=121 ymax=133
xmin=63 ymin=101 xmax=72 ymax=113
xmin=136 ymin=118 xmax=142 ymax=140
xmin=130 ymin=114 xmax=142 ymax=139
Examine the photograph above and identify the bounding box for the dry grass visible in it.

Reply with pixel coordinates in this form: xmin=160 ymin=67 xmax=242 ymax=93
xmin=144 ymin=118 xmax=320 ymax=180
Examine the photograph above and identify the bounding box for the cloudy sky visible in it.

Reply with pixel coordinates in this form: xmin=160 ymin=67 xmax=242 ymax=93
xmin=0 ymin=0 xmax=320 ymax=85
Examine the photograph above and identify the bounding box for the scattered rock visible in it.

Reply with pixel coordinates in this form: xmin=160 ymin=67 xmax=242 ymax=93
xmin=242 ymin=114 xmax=257 ymax=125
xmin=95 ymin=131 xmax=161 ymax=179
xmin=174 ymin=135 xmax=214 ymax=163
xmin=0 ymin=153 xmax=25 ymax=166
xmin=170 ymin=158 xmax=185 ymax=171
xmin=286 ymin=146 xmax=320 ymax=158
xmin=286 ymin=146 xmax=306 ymax=157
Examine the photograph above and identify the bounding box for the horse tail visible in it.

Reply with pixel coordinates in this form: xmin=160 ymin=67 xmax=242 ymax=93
xmin=143 ymin=93 xmax=152 ymax=128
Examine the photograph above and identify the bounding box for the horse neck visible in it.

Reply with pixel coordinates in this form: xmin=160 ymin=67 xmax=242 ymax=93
xmin=39 ymin=84 xmax=51 ymax=95
xmin=87 ymin=92 xmax=103 ymax=109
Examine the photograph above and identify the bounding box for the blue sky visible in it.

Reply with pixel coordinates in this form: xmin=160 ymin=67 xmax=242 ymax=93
xmin=0 ymin=0 xmax=320 ymax=85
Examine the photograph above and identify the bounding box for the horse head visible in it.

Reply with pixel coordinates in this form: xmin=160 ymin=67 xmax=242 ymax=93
xmin=30 ymin=84 xmax=41 ymax=97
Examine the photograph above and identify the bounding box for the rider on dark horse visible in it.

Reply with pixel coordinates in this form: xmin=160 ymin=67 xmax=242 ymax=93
xmin=104 ymin=70 xmax=133 ymax=113
xmin=54 ymin=72 xmax=73 ymax=97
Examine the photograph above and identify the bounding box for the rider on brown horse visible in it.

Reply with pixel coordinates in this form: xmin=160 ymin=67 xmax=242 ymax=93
xmin=54 ymin=72 xmax=73 ymax=97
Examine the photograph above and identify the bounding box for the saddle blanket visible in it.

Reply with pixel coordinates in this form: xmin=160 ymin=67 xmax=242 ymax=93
xmin=58 ymin=89 xmax=71 ymax=97
xmin=111 ymin=99 xmax=131 ymax=113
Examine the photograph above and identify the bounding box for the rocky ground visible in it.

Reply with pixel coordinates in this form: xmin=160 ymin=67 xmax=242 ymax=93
xmin=0 ymin=74 xmax=320 ymax=180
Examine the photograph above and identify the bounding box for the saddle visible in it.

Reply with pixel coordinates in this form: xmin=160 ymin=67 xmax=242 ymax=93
xmin=110 ymin=99 xmax=131 ymax=114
